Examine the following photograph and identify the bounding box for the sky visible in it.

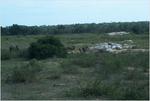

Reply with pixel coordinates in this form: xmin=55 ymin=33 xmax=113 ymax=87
xmin=0 ymin=0 xmax=150 ymax=26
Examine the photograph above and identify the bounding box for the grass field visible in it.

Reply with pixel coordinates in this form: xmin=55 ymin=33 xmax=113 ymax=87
xmin=1 ymin=33 xmax=149 ymax=100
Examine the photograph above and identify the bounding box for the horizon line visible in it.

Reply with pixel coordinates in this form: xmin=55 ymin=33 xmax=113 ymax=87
xmin=1 ymin=20 xmax=149 ymax=27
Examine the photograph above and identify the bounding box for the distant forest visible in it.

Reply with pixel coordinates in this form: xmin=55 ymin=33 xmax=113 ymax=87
xmin=1 ymin=21 xmax=149 ymax=35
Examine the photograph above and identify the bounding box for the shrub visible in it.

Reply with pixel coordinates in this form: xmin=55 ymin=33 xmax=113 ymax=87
xmin=60 ymin=60 xmax=79 ymax=74
xmin=1 ymin=49 xmax=11 ymax=60
xmin=109 ymin=81 xmax=149 ymax=100
xmin=66 ymin=78 xmax=149 ymax=100
xmin=71 ymin=53 xmax=98 ymax=68
xmin=80 ymin=80 xmax=102 ymax=97
xmin=47 ymin=72 xmax=61 ymax=80
xmin=1 ymin=48 xmax=27 ymax=60
xmin=6 ymin=59 xmax=42 ymax=83
xmin=44 ymin=67 xmax=62 ymax=80
xmin=65 ymin=79 xmax=109 ymax=98
xmin=18 ymin=49 xmax=29 ymax=59
xmin=28 ymin=36 xmax=67 ymax=59
xmin=64 ymin=53 xmax=99 ymax=68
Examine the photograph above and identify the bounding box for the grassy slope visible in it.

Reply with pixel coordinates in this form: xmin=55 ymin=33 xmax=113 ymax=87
xmin=1 ymin=33 xmax=149 ymax=100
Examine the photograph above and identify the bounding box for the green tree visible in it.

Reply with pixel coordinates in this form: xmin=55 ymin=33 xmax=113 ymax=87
xmin=28 ymin=36 xmax=67 ymax=59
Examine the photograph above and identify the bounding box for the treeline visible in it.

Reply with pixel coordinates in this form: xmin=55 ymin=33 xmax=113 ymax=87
xmin=1 ymin=21 xmax=149 ymax=35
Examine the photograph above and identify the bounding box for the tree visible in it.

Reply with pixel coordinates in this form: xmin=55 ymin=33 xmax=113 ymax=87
xmin=2 ymin=21 xmax=149 ymax=35
xmin=28 ymin=36 xmax=67 ymax=59
xmin=9 ymin=24 xmax=21 ymax=35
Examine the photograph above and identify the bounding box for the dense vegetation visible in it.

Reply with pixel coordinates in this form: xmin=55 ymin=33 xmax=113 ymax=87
xmin=1 ymin=33 xmax=149 ymax=100
xmin=28 ymin=36 xmax=67 ymax=59
xmin=6 ymin=59 xmax=43 ymax=83
xmin=1 ymin=21 xmax=149 ymax=35
xmin=64 ymin=52 xmax=149 ymax=100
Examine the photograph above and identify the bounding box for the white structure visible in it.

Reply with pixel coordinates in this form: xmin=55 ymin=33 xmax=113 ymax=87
xmin=107 ymin=31 xmax=129 ymax=36
xmin=89 ymin=42 xmax=123 ymax=53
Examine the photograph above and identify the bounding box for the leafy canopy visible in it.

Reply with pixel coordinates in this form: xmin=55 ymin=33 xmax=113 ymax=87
xmin=28 ymin=36 xmax=67 ymax=59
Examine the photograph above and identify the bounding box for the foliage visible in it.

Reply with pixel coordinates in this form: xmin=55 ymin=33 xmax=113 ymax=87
xmin=66 ymin=78 xmax=149 ymax=100
xmin=65 ymin=80 xmax=102 ymax=98
xmin=1 ymin=33 xmax=149 ymax=100
xmin=60 ymin=53 xmax=99 ymax=69
xmin=48 ymin=72 xmax=61 ymax=80
xmin=28 ymin=36 xmax=67 ymax=59
xmin=1 ymin=49 xmax=28 ymax=60
xmin=79 ymin=80 xmax=104 ymax=97
xmin=64 ymin=52 xmax=149 ymax=99
xmin=1 ymin=49 xmax=11 ymax=60
xmin=2 ymin=21 xmax=149 ymax=35
xmin=70 ymin=53 xmax=98 ymax=68
xmin=6 ymin=59 xmax=42 ymax=83
xmin=60 ymin=59 xmax=79 ymax=74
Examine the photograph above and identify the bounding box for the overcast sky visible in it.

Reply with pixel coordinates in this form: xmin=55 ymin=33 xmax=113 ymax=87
xmin=0 ymin=0 xmax=150 ymax=26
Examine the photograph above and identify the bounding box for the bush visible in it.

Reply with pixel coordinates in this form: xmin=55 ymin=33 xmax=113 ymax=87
xmin=108 ymin=81 xmax=149 ymax=100
xmin=63 ymin=53 xmax=99 ymax=69
xmin=47 ymin=72 xmax=61 ymax=80
xmin=44 ymin=67 xmax=62 ymax=80
xmin=1 ymin=48 xmax=28 ymax=60
xmin=18 ymin=49 xmax=29 ymax=59
xmin=66 ymin=79 xmax=149 ymax=100
xmin=6 ymin=59 xmax=42 ymax=83
xmin=1 ymin=49 xmax=11 ymax=60
xmin=71 ymin=53 xmax=98 ymax=68
xmin=28 ymin=36 xmax=67 ymax=59
xmin=65 ymin=79 xmax=109 ymax=99
xmin=60 ymin=60 xmax=79 ymax=74
xmin=80 ymin=80 xmax=103 ymax=97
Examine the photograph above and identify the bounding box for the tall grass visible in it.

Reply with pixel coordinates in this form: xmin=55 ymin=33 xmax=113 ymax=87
xmin=1 ymin=49 xmax=11 ymax=60
xmin=60 ymin=59 xmax=79 ymax=74
xmin=6 ymin=59 xmax=43 ymax=83
xmin=1 ymin=49 xmax=29 ymax=60
xmin=66 ymin=78 xmax=149 ymax=100
xmin=65 ymin=52 xmax=149 ymax=100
